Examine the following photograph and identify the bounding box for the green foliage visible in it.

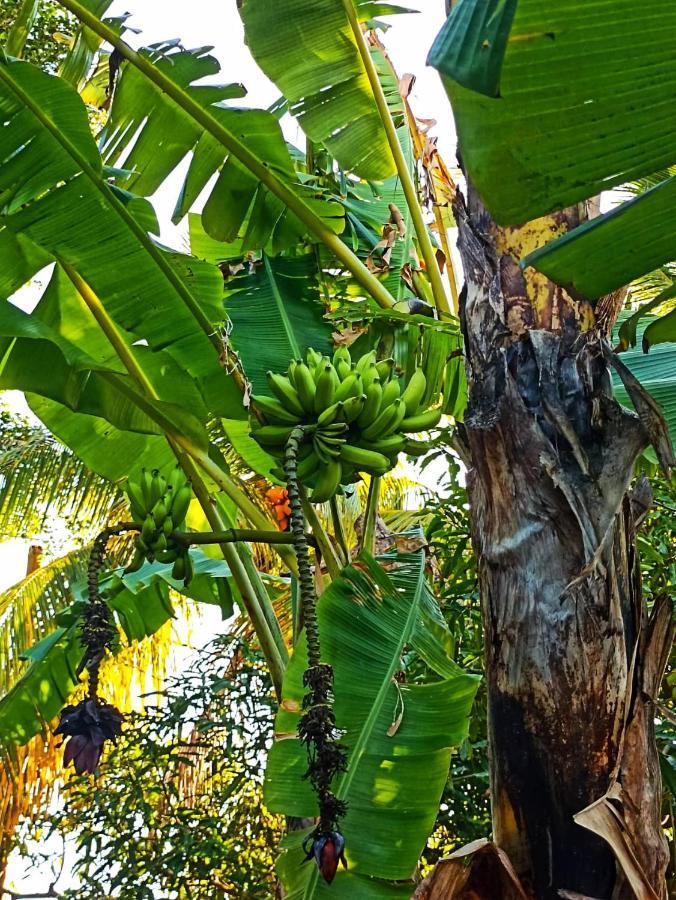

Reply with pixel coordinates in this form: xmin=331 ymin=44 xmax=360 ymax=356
xmin=0 ymin=0 xmax=74 ymax=70
xmin=16 ymin=635 xmax=282 ymax=899
xmin=265 ymin=549 xmax=479 ymax=896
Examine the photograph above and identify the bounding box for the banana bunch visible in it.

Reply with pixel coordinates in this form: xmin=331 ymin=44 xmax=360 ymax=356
xmin=125 ymin=468 xmax=194 ymax=584
xmin=251 ymin=346 xmax=441 ymax=503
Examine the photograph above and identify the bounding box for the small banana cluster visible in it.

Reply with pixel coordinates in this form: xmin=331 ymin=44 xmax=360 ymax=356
xmin=251 ymin=347 xmax=441 ymax=503
xmin=125 ymin=468 xmax=194 ymax=584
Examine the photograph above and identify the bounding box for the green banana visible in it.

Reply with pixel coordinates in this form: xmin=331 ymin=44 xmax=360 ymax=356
xmin=361 ymin=398 xmax=406 ymax=441
xmin=152 ymin=500 xmax=168 ymax=527
xmin=267 ymin=372 xmax=305 ymax=417
xmin=182 ymin=552 xmax=194 ymax=585
xmin=381 ymin=378 xmax=401 ymax=408
xmin=315 ymin=433 xmax=343 ymax=460
xmin=142 ymin=514 xmax=156 ymax=543
xmin=163 ymin=517 xmax=174 ymax=538
xmin=171 ymin=555 xmax=186 ymax=581
xmin=317 ymin=401 xmax=343 ymax=427
xmin=253 ymin=395 xmax=301 ymax=425
xmin=357 ymin=380 xmax=382 ymax=428
xmin=149 ymin=470 xmax=165 ymax=507
xmin=339 ymin=443 xmax=390 ymax=472
xmin=313 ymin=364 xmax=339 ymax=413
xmin=140 ymin=469 xmax=153 ymax=508
xmin=292 ymin=362 xmax=316 ymax=413
xmin=152 ymin=533 xmax=168 ymax=554
xmin=401 ymin=367 xmax=427 ymax=416
xmin=336 ymin=360 xmax=352 ymax=381
xmin=404 ymin=438 xmax=434 ymax=457
xmin=125 ymin=478 xmax=145 ymax=515
xmin=253 ymin=424 xmax=295 ymax=447
xmin=362 ymin=434 xmax=407 ymax=455
xmin=310 ymin=459 xmax=343 ymax=503
xmin=306 ymin=348 xmax=323 ymax=371
xmin=400 ymin=407 xmax=442 ymax=432
xmin=376 ymin=358 xmax=395 ymax=381
xmin=170 ymin=484 xmax=193 ymax=525
xmin=361 ymin=363 xmax=381 ymax=391
xmin=297 ymin=449 xmax=321 ymax=480
xmin=156 ymin=548 xmax=179 ymax=564
xmin=342 ymin=394 xmax=366 ymax=424
xmin=125 ymin=549 xmax=145 ymax=573
xmin=332 ymin=346 xmax=351 ymax=369
xmin=355 ymin=350 xmax=377 ymax=373
xmin=167 ymin=466 xmax=185 ymax=494
xmin=334 ymin=373 xmax=362 ymax=403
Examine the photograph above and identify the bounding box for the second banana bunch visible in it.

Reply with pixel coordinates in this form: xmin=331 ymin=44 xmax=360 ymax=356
xmin=251 ymin=346 xmax=441 ymax=503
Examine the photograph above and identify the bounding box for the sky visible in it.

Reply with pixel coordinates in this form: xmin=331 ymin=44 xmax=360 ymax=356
xmin=3 ymin=2 xmax=458 ymax=893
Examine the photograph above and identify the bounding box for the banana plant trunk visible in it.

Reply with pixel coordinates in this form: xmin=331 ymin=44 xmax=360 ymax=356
xmin=456 ymin=185 xmax=673 ymax=899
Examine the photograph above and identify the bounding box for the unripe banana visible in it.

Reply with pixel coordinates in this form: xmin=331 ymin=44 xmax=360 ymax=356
xmin=306 ymin=348 xmax=323 ymax=371
xmin=182 ymin=552 xmax=194 ymax=586
xmin=170 ymin=484 xmax=193 ymax=525
xmin=376 ymin=358 xmax=395 ymax=381
xmin=381 ymin=378 xmax=401 ymax=409
xmin=310 ymin=459 xmax=343 ymax=503
xmin=322 ymin=422 xmax=349 ymax=435
xmin=125 ymin=479 xmax=146 ymax=515
xmin=125 ymin=549 xmax=145 ymax=573
xmin=336 ymin=360 xmax=352 ymax=381
xmin=152 ymin=500 xmax=168 ymax=527
xmin=317 ymin=401 xmax=344 ymax=427
xmin=355 ymin=350 xmax=377 ymax=373
xmin=315 ymin=434 xmax=343 ymax=459
xmin=334 ymin=373 xmax=362 ymax=403
xmin=163 ymin=517 xmax=174 ymax=537
xmin=313 ymin=364 xmax=339 ymax=413
xmin=361 ymin=398 xmax=406 ymax=440
xmin=339 ymin=444 xmax=391 ymax=472
xmin=357 ymin=380 xmax=383 ymax=428
xmin=297 ymin=449 xmax=320 ymax=480
xmin=253 ymin=424 xmax=295 ymax=447
xmin=332 ymin=346 xmax=352 ymax=369
xmin=253 ymin=395 xmax=301 ymax=425
xmin=401 ymin=368 xmax=427 ymax=416
xmin=142 ymin=514 xmax=156 ymax=542
xmin=156 ymin=548 xmax=179 ymax=564
xmin=292 ymin=363 xmax=316 ymax=413
xmin=152 ymin=532 xmax=168 ymax=554
xmin=342 ymin=394 xmax=366 ymax=424
xmin=287 ymin=359 xmax=298 ymax=382
xmin=361 ymin=434 xmax=407 ymax=455
xmin=400 ymin=407 xmax=442 ymax=432
xmin=266 ymin=372 xmax=305 ymax=417
xmin=404 ymin=438 xmax=434 ymax=457
xmin=167 ymin=466 xmax=185 ymax=493
xmin=140 ymin=469 xmax=153 ymax=508
xmin=149 ymin=470 xmax=165 ymax=507
xmin=171 ymin=555 xmax=186 ymax=582
xmin=361 ymin=363 xmax=380 ymax=391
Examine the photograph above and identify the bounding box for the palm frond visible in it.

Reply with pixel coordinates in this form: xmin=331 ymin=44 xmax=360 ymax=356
xmin=0 ymin=404 xmax=120 ymax=541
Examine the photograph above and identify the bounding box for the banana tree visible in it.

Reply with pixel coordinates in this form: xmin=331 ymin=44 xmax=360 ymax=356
xmin=2 ymin=0 xmax=674 ymax=897
xmin=419 ymin=2 xmax=676 ymax=898
xmin=0 ymin=1 xmax=477 ymax=895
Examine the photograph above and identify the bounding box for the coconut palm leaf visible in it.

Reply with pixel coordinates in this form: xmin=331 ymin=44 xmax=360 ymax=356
xmin=264 ymin=549 xmax=479 ymax=897
xmin=0 ymin=406 xmax=119 ymax=539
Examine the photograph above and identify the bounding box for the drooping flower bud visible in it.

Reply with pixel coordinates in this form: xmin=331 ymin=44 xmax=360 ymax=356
xmin=55 ymin=698 xmax=123 ymax=775
xmin=302 ymin=831 xmax=347 ymax=884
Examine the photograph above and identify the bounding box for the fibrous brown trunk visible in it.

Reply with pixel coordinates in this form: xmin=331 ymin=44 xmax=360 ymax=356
xmin=455 ymin=186 xmax=674 ymax=899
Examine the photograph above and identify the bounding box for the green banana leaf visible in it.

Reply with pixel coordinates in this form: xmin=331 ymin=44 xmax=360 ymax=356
xmin=612 ymin=316 xmax=676 ymax=453
xmin=225 ymin=254 xmax=333 ymax=395
xmin=98 ymin=43 xmax=343 ymax=250
xmin=431 ymin=0 xmax=676 ymax=225
xmin=239 ymin=0 xmax=413 ymax=182
xmin=264 ymin=549 xmax=479 ymax=897
xmin=0 ymin=53 xmax=240 ymax=407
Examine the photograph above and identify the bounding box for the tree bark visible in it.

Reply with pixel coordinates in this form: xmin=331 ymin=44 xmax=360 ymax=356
xmin=455 ymin=185 xmax=674 ymax=899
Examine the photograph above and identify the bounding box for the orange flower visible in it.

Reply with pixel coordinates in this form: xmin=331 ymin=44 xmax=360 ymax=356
xmin=265 ymin=486 xmax=291 ymax=531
